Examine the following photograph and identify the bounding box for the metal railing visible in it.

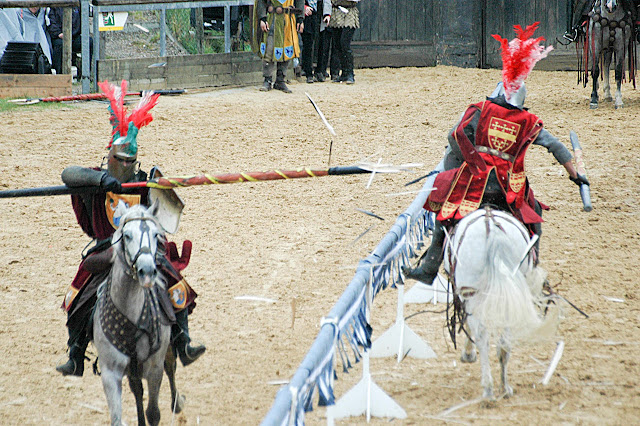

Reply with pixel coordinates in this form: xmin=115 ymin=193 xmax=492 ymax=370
xmin=88 ymin=0 xmax=253 ymax=92
xmin=1 ymin=0 xmax=253 ymax=92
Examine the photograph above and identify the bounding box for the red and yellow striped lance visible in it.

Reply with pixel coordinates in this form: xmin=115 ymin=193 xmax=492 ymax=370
xmin=0 ymin=164 xmax=414 ymax=198
xmin=122 ymin=166 xmax=368 ymax=190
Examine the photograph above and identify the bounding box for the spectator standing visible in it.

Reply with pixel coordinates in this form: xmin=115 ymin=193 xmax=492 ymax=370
xmin=0 ymin=8 xmax=25 ymax=59
xmin=301 ymin=0 xmax=331 ymax=83
xmin=253 ymin=0 xmax=305 ymax=93
xmin=328 ymin=0 xmax=359 ymax=84
xmin=19 ymin=7 xmax=52 ymax=66
xmin=47 ymin=6 xmax=92 ymax=74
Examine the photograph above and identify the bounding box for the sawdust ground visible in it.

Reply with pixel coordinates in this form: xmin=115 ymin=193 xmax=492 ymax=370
xmin=0 ymin=66 xmax=638 ymax=424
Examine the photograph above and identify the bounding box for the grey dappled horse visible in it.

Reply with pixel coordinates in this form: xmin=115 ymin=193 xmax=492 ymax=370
xmin=444 ymin=208 xmax=556 ymax=401
xmin=93 ymin=203 xmax=185 ymax=425
xmin=589 ymin=0 xmax=632 ymax=108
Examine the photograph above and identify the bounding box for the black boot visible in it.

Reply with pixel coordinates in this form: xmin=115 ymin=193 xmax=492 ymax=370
xmin=260 ymin=76 xmax=272 ymax=92
xmin=56 ymin=310 xmax=91 ymax=376
xmin=56 ymin=335 xmax=89 ymax=377
xmin=273 ymin=69 xmax=292 ymax=93
xmin=401 ymin=256 xmax=440 ymax=285
xmin=172 ymin=309 xmax=206 ymax=367
xmin=401 ymin=221 xmax=446 ymax=285
xmin=342 ymin=49 xmax=355 ymax=84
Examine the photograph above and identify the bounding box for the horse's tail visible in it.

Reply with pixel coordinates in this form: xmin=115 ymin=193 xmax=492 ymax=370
xmin=464 ymin=225 xmax=558 ymax=344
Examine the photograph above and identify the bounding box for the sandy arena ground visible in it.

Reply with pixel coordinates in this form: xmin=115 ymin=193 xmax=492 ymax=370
xmin=0 ymin=66 xmax=639 ymax=425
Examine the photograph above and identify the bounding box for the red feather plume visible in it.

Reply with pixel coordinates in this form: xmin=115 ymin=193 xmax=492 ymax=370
xmin=491 ymin=22 xmax=553 ymax=100
xmin=128 ymin=91 xmax=160 ymax=130
xmin=98 ymin=80 xmax=159 ymax=148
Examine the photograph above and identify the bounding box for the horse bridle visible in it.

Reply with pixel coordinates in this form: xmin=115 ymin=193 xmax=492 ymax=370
xmin=116 ymin=215 xmax=164 ymax=279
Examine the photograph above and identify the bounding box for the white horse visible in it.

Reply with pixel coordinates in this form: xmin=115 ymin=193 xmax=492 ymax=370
xmin=93 ymin=202 xmax=183 ymax=425
xmin=444 ymin=207 xmax=557 ymax=400
xmin=588 ymin=0 xmax=632 ymax=109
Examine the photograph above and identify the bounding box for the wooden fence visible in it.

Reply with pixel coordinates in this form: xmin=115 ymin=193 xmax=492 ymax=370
xmin=1 ymin=0 xmax=582 ymax=95
xmin=354 ymin=0 xmax=576 ymax=70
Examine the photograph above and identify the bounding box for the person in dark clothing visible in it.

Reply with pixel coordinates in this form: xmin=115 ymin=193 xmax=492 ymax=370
xmin=46 ymin=7 xmax=92 ymax=74
xmin=301 ymin=0 xmax=331 ymax=83
xmin=328 ymin=0 xmax=359 ymax=84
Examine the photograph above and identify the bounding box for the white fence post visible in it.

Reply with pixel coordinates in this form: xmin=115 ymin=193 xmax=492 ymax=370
xmin=404 ymin=273 xmax=452 ymax=304
xmin=370 ymin=215 xmax=437 ymax=361
xmin=327 ymin=270 xmax=406 ymax=422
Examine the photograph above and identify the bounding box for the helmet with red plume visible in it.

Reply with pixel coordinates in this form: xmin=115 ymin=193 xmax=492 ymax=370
xmin=98 ymin=80 xmax=160 ymax=182
xmin=491 ymin=22 xmax=553 ymax=108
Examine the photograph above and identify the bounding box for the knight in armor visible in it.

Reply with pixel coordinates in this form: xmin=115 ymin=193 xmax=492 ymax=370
xmin=56 ymin=81 xmax=206 ymax=377
xmin=403 ymin=23 xmax=589 ymax=285
xmin=253 ymin=0 xmax=305 ymax=93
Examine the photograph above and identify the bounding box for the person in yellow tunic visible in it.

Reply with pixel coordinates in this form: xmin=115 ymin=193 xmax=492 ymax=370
xmin=253 ymin=0 xmax=305 ymax=92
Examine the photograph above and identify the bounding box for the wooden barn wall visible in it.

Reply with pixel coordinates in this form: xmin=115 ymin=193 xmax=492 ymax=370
xmin=482 ymin=0 xmax=575 ymax=70
xmin=353 ymin=0 xmax=436 ymax=68
xmin=351 ymin=0 xmax=576 ymax=71
xmin=433 ymin=0 xmax=484 ymax=68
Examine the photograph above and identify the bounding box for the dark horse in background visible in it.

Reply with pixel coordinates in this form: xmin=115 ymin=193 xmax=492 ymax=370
xmin=587 ymin=0 xmax=634 ymax=108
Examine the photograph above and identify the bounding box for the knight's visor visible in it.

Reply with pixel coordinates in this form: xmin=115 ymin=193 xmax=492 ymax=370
xmin=113 ymin=154 xmax=137 ymax=165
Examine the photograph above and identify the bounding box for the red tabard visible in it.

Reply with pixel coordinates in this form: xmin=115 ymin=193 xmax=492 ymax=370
xmin=426 ymin=100 xmax=544 ymax=225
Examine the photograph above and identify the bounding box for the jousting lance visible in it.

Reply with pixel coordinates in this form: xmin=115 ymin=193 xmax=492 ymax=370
xmin=8 ymin=89 xmax=186 ymax=105
xmin=0 ymin=163 xmax=416 ymax=198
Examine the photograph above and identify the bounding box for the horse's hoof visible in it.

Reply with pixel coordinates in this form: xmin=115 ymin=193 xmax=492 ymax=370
xmin=503 ymin=384 xmax=514 ymax=399
xmin=172 ymin=393 xmax=186 ymax=413
xmin=615 ymin=104 xmax=624 ymax=109
xmin=605 ymin=96 xmax=613 ymax=102
xmin=589 ymin=103 xmax=598 ymax=109
xmin=481 ymin=396 xmax=497 ymax=408
xmin=461 ymin=351 xmax=477 ymax=363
